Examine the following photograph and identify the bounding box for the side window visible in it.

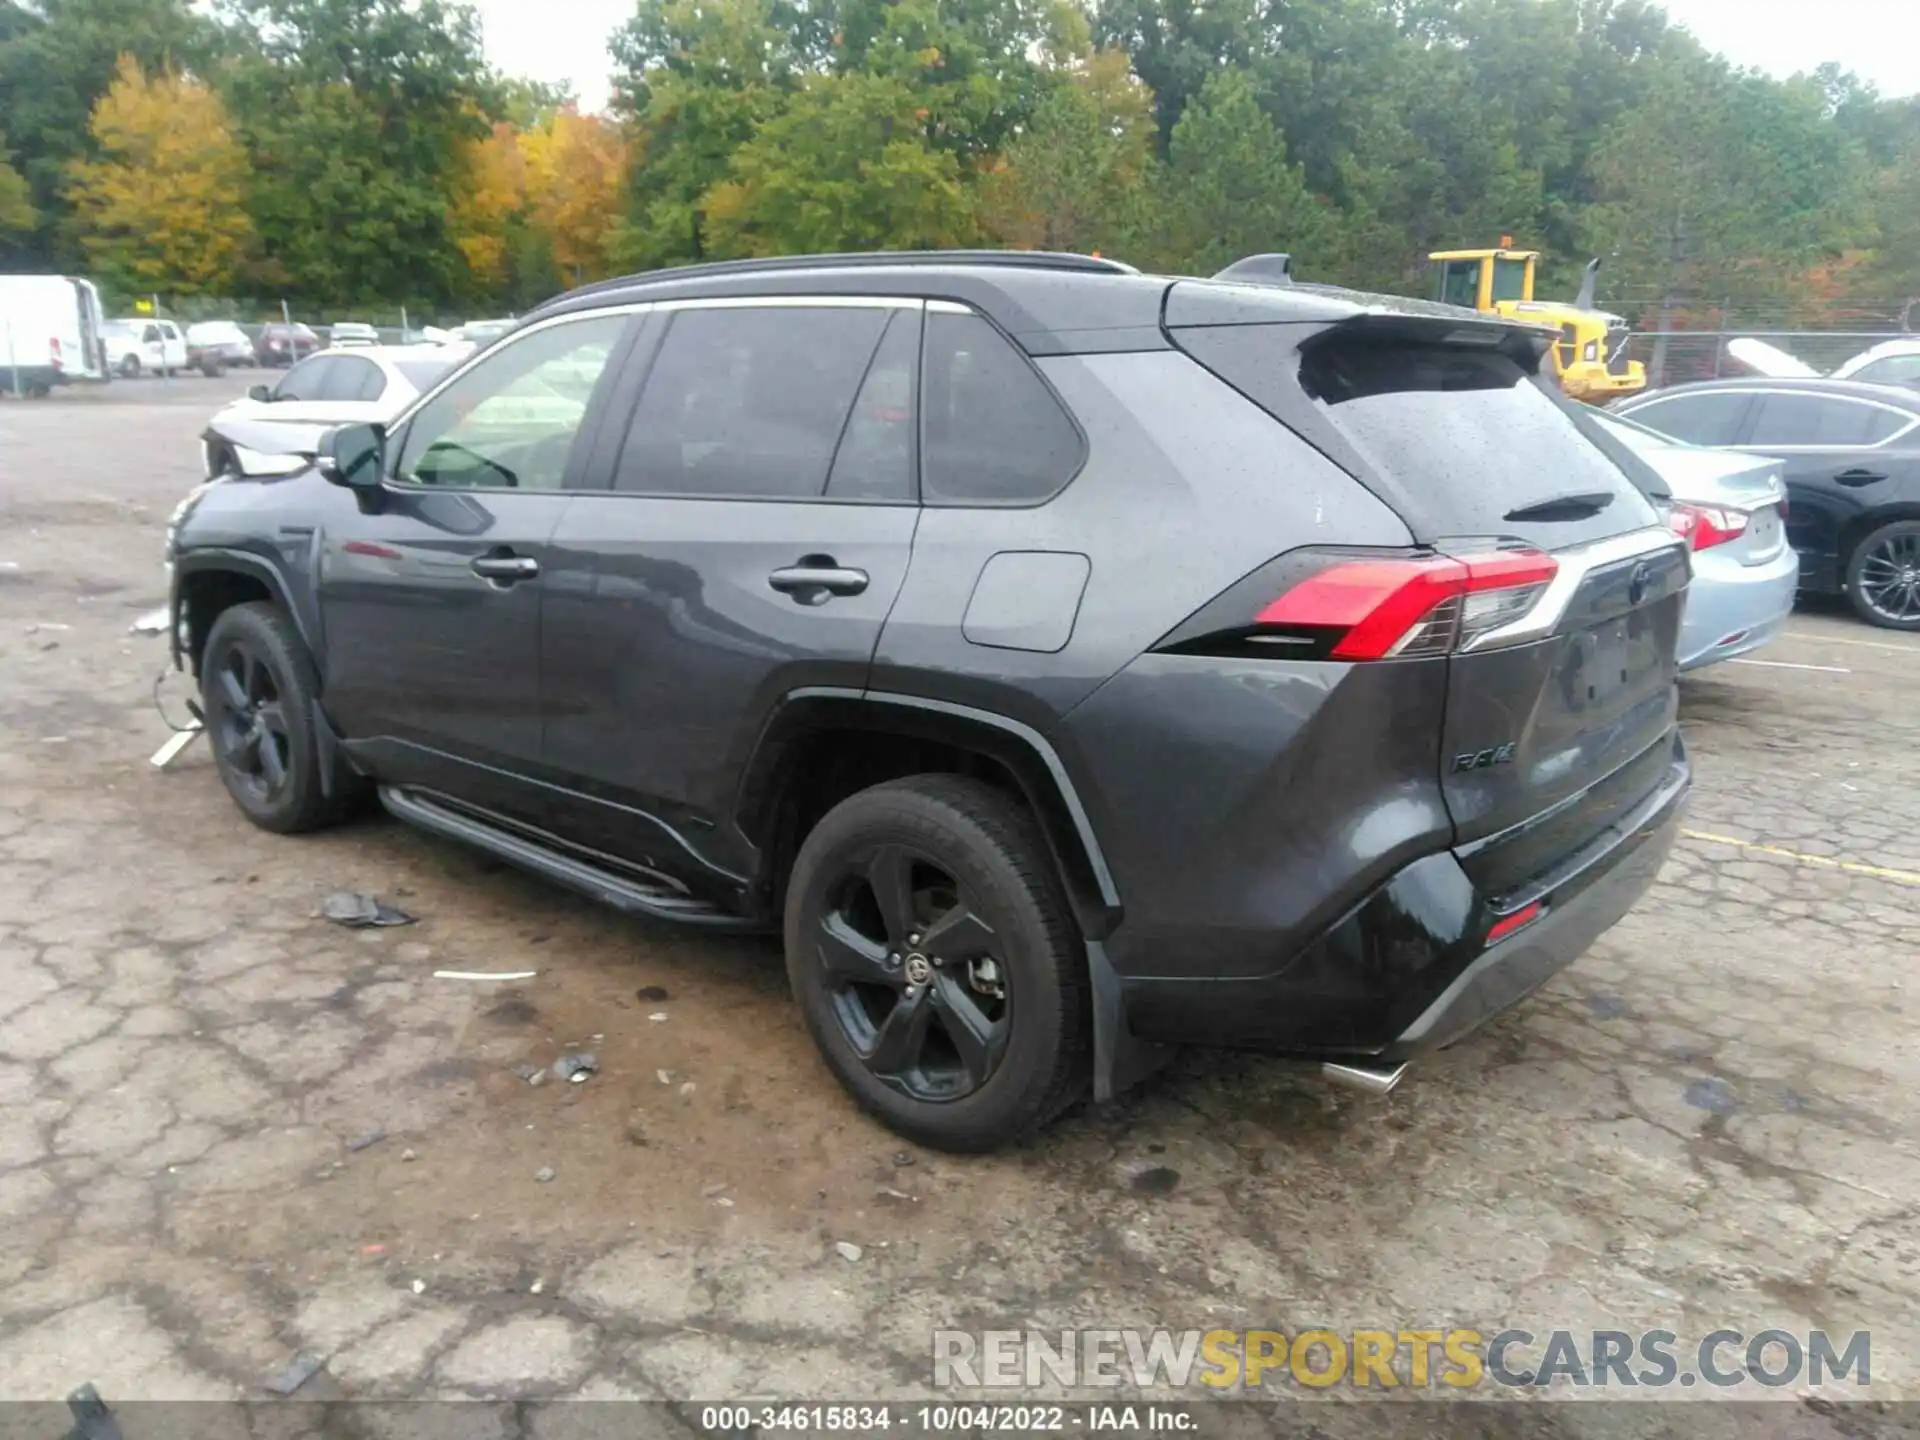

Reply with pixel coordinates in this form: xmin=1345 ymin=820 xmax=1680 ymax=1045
xmin=142 ymin=324 xmax=162 ymax=344
xmin=323 ymin=356 xmax=385 ymax=403
xmin=1748 ymin=394 xmax=1891 ymax=448
xmin=826 ymin=309 xmax=919 ymax=501
xmin=921 ymin=310 xmax=1084 ymax=505
xmin=1437 ymin=262 xmax=1479 ymax=309
xmin=1852 ymin=355 xmax=1920 ymax=388
xmin=394 ymin=314 xmax=627 ymax=490
xmin=1625 ymin=392 xmax=1750 ymax=446
xmin=614 ymin=306 xmax=890 ymax=499
xmin=274 ymin=356 xmax=335 ymax=401
xmin=160 ymin=322 xmax=182 ymax=342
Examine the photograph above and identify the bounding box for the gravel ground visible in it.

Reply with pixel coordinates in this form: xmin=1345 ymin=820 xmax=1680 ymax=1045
xmin=1 ymin=382 xmax=1916 ymax=1418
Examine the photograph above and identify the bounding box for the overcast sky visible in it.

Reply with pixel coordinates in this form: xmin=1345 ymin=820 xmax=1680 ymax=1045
xmin=470 ymin=0 xmax=1918 ymax=117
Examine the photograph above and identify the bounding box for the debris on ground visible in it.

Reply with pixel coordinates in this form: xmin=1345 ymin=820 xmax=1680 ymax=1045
xmin=262 ymin=1352 xmax=325 ymax=1396
xmin=716 ymin=1196 xmax=734 ymax=1208
xmin=344 ymin=1129 xmax=386 ymax=1154
xmin=65 ymin=1382 xmax=122 ymax=1440
xmin=319 ymin=891 xmax=416 ymax=928
xmin=130 ymin=608 xmax=170 ymax=635
xmin=648 ymin=1011 xmax=669 ymax=1023
xmin=655 ymin=1069 xmax=675 ymax=1085
xmin=530 ymin=1278 xmax=545 ymax=1295
xmin=678 ymin=1081 xmax=696 ymax=1099
xmin=551 ymin=1052 xmax=597 ymax=1083
xmin=534 ymin=1166 xmax=556 ymax=1184
xmin=509 ymin=1062 xmax=546 ymax=1086
xmin=893 ymin=1151 xmax=915 ymax=1167
xmin=25 ymin=621 xmax=70 ymax=633
xmin=1130 ymin=1165 xmax=1181 ymax=1195
xmin=149 ymin=725 xmax=202 ymax=769
xmin=702 ymin=1182 xmax=729 ymax=1197
xmin=637 ymin=985 xmax=670 ymax=1002
xmin=875 ymin=1186 xmax=917 ymax=1204
xmin=401 ymin=1148 xmax=417 ymax=1163
xmin=411 ymin=1279 xmax=426 ymax=1295
xmin=434 ymin=969 xmax=538 ymax=981
xmin=835 ymin=1241 xmax=863 ymax=1262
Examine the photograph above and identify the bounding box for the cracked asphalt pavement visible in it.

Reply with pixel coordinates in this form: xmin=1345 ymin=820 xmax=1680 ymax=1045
xmin=1 ymin=383 xmax=1917 ymax=1410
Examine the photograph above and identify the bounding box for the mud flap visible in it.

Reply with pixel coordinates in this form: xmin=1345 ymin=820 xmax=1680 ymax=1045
xmin=1087 ymin=939 xmax=1173 ymax=1102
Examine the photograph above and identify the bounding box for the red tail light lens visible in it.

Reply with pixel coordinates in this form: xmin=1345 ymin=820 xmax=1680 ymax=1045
xmin=49 ymin=336 xmax=63 ymax=371
xmin=1255 ymin=550 xmax=1559 ymax=660
xmin=1667 ymin=503 xmax=1749 ymax=551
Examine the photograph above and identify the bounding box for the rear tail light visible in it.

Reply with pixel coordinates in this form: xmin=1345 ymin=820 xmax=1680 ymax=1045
xmin=49 ymin=336 xmax=62 ymax=372
xmin=1254 ymin=549 xmax=1559 ymax=660
xmin=1667 ymin=503 xmax=1749 ymax=552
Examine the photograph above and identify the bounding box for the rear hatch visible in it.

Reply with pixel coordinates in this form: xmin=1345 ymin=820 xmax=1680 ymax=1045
xmin=1169 ymin=297 xmax=1688 ymax=902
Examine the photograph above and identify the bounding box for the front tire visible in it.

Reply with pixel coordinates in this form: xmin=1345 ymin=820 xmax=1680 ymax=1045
xmin=1845 ymin=519 xmax=1920 ymax=630
xmin=784 ymin=776 xmax=1090 ymax=1152
xmin=119 ymin=356 xmax=140 ymax=378
xmin=200 ymin=602 xmax=362 ymax=833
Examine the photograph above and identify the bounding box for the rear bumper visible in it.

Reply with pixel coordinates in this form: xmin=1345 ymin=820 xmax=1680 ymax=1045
xmin=1678 ymin=545 xmax=1799 ymax=671
xmin=1116 ymin=737 xmax=1688 ymax=1060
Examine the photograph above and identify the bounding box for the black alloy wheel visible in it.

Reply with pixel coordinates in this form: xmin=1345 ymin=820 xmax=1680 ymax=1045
xmin=817 ymin=843 xmax=1012 ymax=1102
xmin=784 ymin=775 xmax=1090 ymax=1152
xmin=207 ymin=636 xmax=293 ymax=806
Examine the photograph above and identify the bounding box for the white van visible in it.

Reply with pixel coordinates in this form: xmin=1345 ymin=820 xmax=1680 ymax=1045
xmin=0 ymin=275 xmax=110 ymax=394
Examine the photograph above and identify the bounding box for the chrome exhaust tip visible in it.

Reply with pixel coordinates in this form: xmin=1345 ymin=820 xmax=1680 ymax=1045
xmin=1321 ymin=1060 xmax=1409 ymax=1096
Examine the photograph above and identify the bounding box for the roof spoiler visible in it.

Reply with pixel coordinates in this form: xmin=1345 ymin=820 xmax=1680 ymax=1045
xmin=1212 ymin=254 xmax=1294 ymax=287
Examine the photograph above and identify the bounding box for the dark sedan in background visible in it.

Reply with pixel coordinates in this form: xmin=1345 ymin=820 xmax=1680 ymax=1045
xmin=252 ymin=321 xmax=321 ymax=367
xmin=1616 ymin=378 xmax=1920 ymax=629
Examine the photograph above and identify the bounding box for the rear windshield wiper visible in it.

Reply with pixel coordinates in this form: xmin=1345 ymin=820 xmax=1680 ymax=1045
xmin=1504 ymin=491 xmax=1615 ymax=523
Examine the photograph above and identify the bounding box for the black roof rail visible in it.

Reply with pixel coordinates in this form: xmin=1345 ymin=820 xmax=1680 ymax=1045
xmin=548 ymin=250 xmax=1140 ymax=307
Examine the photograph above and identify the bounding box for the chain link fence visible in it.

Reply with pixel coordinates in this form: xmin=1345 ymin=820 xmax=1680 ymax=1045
xmin=1604 ymin=293 xmax=1920 ymax=389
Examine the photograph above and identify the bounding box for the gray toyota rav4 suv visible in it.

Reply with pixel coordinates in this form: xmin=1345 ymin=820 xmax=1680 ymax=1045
xmin=168 ymin=251 xmax=1691 ymax=1151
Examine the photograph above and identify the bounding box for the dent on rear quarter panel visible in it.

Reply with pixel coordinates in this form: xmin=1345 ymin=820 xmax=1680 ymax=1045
xmin=869 ymin=350 xmax=1415 ymax=729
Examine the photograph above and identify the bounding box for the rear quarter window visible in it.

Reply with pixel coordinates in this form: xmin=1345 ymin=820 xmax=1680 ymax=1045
xmin=920 ymin=310 xmax=1085 ymax=506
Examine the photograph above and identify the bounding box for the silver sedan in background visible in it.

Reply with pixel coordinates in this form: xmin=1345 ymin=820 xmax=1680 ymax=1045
xmin=1587 ymin=408 xmax=1799 ymax=672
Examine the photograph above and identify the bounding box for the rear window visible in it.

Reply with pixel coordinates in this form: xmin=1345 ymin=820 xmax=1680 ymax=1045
xmin=1296 ymin=336 xmax=1655 ymax=539
xmin=396 ymin=358 xmax=457 ymax=391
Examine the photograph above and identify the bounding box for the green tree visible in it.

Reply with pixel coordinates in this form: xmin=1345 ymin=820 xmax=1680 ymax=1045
xmin=0 ymin=133 xmax=35 ymax=246
xmin=0 ymin=0 xmax=220 ymax=266
xmin=701 ymin=69 xmax=977 ymax=255
xmin=64 ymin=54 xmax=254 ymax=294
xmin=978 ymin=47 xmax=1156 ymax=255
xmin=1149 ymin=67 xmax=1326 ymax=276
xmin=218 ymin=0 xmax=490 ymax=306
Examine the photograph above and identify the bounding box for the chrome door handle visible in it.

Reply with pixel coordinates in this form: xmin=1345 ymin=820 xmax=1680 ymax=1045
xmin=768 ymin=563 xmax=869 ymax=602
xmin=470 ymin=554 xmax=540 ymax=582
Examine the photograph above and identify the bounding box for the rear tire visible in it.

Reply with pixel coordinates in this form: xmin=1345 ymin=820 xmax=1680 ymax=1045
xmin=784 ymin=775 xmax=1090 ymax=1152
xmin=119 ymin=356 xmax=140 ymax=378
xmin=1845 ymin=519 xmax=1920 ymax=630
xmin=200 ymin=602 xmax=365 ymax=833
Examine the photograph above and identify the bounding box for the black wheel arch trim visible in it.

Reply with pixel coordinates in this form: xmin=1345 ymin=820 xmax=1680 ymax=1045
xmin=170 ymin=547 xmax=323 ymax=676
xmin=739 ymin=686 xmax=1161 ymax=1106
xmin=742 ymin=686 xmax=1120 ymax=913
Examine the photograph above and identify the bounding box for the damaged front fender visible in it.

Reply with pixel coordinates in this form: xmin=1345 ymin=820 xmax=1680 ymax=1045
xmin=202 ymin=414 xmax=334 ymax=478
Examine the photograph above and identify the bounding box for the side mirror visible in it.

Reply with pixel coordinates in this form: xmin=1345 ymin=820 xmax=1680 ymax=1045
xmin=318 ymin=422 xmax=385 ymax=490
xmin=247 ymin=382 xmax=272 ymax=402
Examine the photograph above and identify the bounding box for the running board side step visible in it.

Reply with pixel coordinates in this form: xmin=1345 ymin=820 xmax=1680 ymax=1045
xmin=379 ymin=786 xmax=760 ymax=932
xmin=1321 ymin=1060 xmax=1408 ymax=1096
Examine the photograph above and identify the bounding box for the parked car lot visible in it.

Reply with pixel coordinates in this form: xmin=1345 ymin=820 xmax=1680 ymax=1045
xmin=1 ymin=382 xmax=1916 ymax=1402
xmin=1616 ymin=377 xmax=1920 ymax=629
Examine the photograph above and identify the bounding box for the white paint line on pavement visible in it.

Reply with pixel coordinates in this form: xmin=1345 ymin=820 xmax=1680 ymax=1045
xmin=1726 ymin=658 xmax=1851 ymax=673
xmin=1780 ymin=630 xmax=1916 ymax=654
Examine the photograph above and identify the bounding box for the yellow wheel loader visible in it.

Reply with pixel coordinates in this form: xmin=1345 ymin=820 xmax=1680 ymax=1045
xmin=1427 ymin=244 xmax=1647 ymax=404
